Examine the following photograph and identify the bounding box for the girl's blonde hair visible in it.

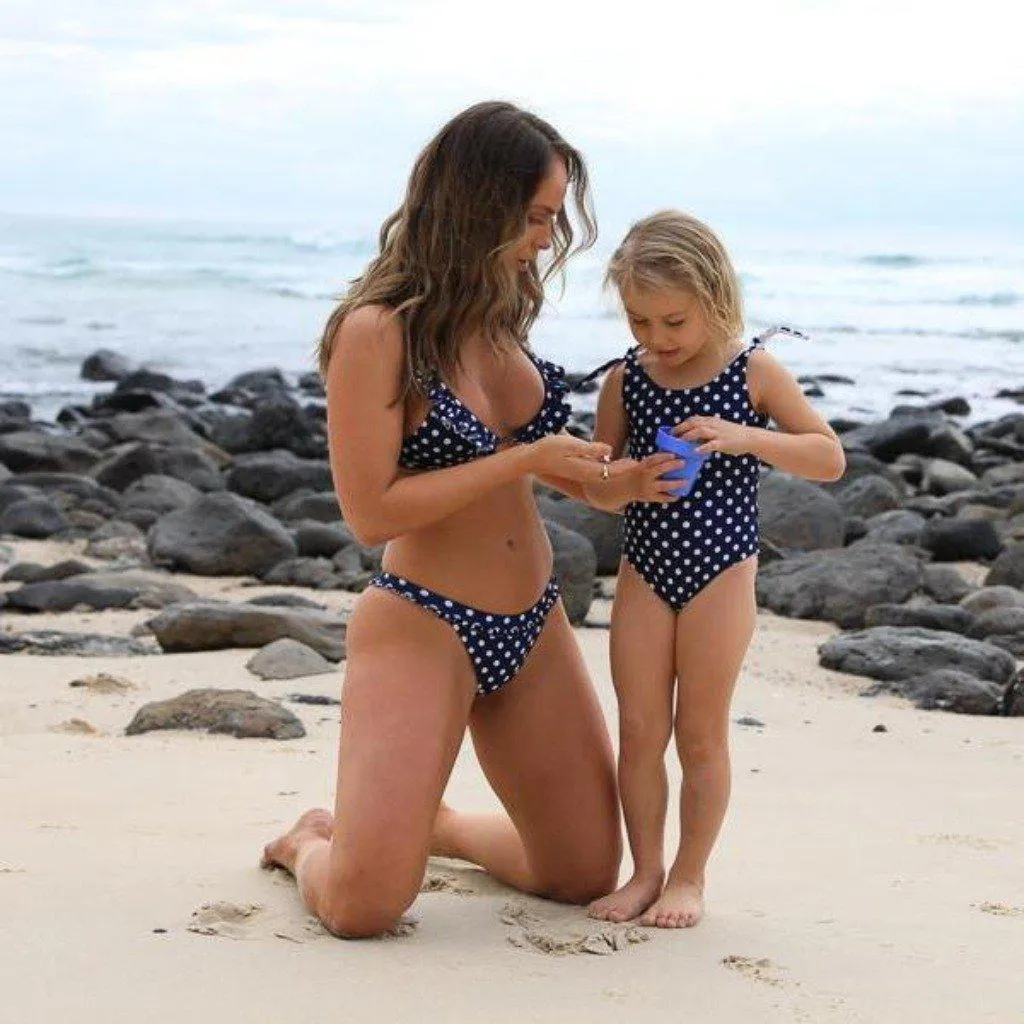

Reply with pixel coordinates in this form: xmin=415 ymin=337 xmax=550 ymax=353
xmin=605 ymin=211 xmax=743 ymax=343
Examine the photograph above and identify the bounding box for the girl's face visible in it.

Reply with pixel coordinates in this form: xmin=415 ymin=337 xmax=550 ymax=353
xmin=620 ymin=286 xmax=713 ymax=368
xmin=507 ymin=157 xmax=569 ymax=273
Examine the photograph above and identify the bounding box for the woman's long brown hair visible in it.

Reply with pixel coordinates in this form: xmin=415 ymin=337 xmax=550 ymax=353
xmin=316 ymin=101 xmax=597 ymax=401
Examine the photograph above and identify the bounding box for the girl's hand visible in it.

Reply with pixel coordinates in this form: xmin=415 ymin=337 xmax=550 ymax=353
xmin=674 ymin=416 xmax=753 ymax=456
xmin=527 ymin=433 xmax=614 ymax=483
xmin=631 ymin=453 xmax=687 ymax=503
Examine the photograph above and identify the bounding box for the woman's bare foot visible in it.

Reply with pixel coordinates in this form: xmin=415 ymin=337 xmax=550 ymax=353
xmin=587 ymin=871 xmax=664 ymax=923
xmin=260 ymin=809 xmax=333 ymax=874
xmin=639 ymin=875 xmax=704 ymax=928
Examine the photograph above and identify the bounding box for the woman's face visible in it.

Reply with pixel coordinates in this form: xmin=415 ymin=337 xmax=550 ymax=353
xmin=507 ymin=156 xmax=569 ymax=273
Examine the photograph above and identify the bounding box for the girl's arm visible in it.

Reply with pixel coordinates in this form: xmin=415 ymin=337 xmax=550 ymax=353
xmin=578 ymin=364 xmax=681 ymax=512
xmin=325 ymin=306 xmax=613 ymax=546
xmin=743 ymin=349 xmax=846 ymax=481
xmin=677 ymin=349 xmax=845 ymax=482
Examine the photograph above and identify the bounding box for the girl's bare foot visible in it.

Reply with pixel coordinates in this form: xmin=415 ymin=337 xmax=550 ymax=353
xmin=587 ymin=871 xmax=664 ymax=923
xmin=260 ymin=809 xmax=333 ymax=874
xmin=639 ymin=876 xmax=704 ymax=928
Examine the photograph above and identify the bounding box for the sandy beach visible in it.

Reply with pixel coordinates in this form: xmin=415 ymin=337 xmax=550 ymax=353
xmin=1 ymin=539 xmax=1021 ymax=1024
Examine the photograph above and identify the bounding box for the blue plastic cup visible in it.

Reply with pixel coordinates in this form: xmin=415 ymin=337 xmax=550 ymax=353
xmin=655 ymin=425 xmax=709 ymax=498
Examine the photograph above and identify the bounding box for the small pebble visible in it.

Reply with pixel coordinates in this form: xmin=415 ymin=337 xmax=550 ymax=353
xmin=873 ymin=724 xmax=888 ymax=733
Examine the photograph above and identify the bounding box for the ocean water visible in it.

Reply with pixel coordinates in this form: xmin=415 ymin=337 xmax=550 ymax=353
xmin=1 ymin=212 xmax=1021 ymax=426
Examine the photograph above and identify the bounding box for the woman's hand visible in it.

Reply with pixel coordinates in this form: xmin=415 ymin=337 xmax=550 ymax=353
xmin=526 ymin=433 xmax=613 ymax=484
xmin=674 ymin=416 xmax=753 ymax=456
xmin=582 ymin=452 xmax=684 ymax=511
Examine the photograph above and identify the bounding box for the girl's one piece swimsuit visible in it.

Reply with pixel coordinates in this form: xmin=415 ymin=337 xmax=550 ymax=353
xmin=615 ymin=332 xmax=775 ymax=612
xmin=367 ymin=352 xmax=572 ymax=696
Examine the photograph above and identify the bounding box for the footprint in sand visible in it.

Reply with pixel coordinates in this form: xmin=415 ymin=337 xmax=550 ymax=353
xmin=976 ymin=902 xmax=1024 ymax=918
xmin=51 ymin=718 xmax=102 ymax=736
xmin=918 ymin=833 xmax=1002 ymax=851
xmin=188 ymin=901 xmax=264 ymax=939
xmin=500 ymin=900 xmax=649 ymax=956
xmin=721 ymin=954 xmax=787 ymax=988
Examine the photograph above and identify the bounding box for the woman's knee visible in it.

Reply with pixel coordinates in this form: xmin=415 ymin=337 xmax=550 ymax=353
xmin=675 ymin=728 xmax=729 ymax=772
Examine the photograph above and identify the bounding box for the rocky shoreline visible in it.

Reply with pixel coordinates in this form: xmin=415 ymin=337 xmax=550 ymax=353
xmin=1 ymin=347 xmax=1022 ymax=726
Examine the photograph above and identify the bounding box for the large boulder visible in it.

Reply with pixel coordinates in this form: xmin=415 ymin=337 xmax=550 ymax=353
xmin=2 ymin=572 xmax=196 ymax=613
xmin=145 ymin=601 xmax=347 ymax=660
xmin=863 ymin=603 xmax=975 ymax=635
xmin=758 ymin=472 xmax=845 ymax=552
xmin=81 ymin=349 xmax=133 ymax=382
xmin=121 ymin=475 xmax=202 ymax=519
xmin=919 ymin=519 xmax=1003 ymax=562
xmin=0 ymin=630 xmax=157 ymax=656
xmin=92 ymin=441 xmax=225 ymax=493
xmin=225 ymin=450 xmax=334 ymax=504
xmin=545 ymin=520 xmax=597 ymax=625
xmin=125 ymin=689 xmax=305 ymax=740
xmin=0 ymin=431 xmax=102 ymax=474
xmin=0 ymin=496 xmax=70 ymax=538
xmin=537 ymin=495 xmax=622 ymax=575
xmin=877 ymin=670 xmax=1007 ymax=715
xmin=863 ymin=509 xmax=927 ymax=547
xmin=819 ymin=626 xmax=1016 ymax=686
xmin=756 ymin=541 xmax=924 ymax=628
xmin=245 ymin=638 xmax=334 ymax=681
xmin=835 ymin=475 xmax=904 ymax=519
xmin=922 ymin=564 xmax=975 ymax=604
xmin=147 ymin=492 xmax=297 ymax=576
xmin=986 ymin=542 xmax=1024 ymax=589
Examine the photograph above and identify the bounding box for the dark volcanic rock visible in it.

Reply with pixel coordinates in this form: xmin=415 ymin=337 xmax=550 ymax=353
xmin=245 ymin=638 xmax=334 ymax=681
xmin=758 ymin=472 xmax=845 ymax=552
xmin=211 ymin=395 xmax=325 ymax=458
xmin=293 ymin=520 xmax=356 ymax=558
xmin=145 ymin=601 xmax=347 ymax=660
xmin=835 ymin=475 xmax=904 ymax=519
xmin=2 ymin=572 xmax=196 ymax=613
xmin=919 ymin=519 xmax=1003 ymax=562
xmin=960 ymin=586 xmax=1024 ymax=615
xmin=818 ymin=626 xmax=1015 ymax=685
xmin=2 ymin=558 xmax=92 ymax=583
xmin=863 ymin=509 xmax=927 ymax=547
xmin=125 ymin=688 xmax=305 ymax=740
xmin=225 ymin=450 xmax=334 ymax=504
xmin=0 ymin=431 xmax=102 ymax=474
xmin=0 ymin=496 xmax=70 ymax=538
xmin=874 ymin=670 xmax=1007 ymax=715
xmin=121 ymin=475 xmax=202 ymax=517
xmin=922 ymin=564 xmax=975 ymax=604
xmin=93 ymin=441 xmax=225 ymax=493
xmin=114 ymin=369 xmax=205 ymax=397
xmin=863 ymin=603 xmax=975 ymax=635
xmin=272 ymin=490 xmax=342 ymax=523
xmin=81 ymin=349 xmax=133 ymax=382
xmin=756 ymin=542 xmax=924 ymax=628
xmin=0 ymin=631 xmax=157 ymax=656
xmin=259 ymin=556 xmax=337 ymax=588
xmin=985 ymin=542 xmax=1024 ymax=589
xmin=148 ymin=492 xmax=297 ymax=577
xmin=537 ymin=495 xmax=623 ymax=575
xmin=545 ymin=520 xmax=597 ymax=625
xmin=967 ymin=607 xmax=1024 ymax=656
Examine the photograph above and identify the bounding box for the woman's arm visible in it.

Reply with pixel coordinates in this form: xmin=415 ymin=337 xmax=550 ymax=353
xmin=578 ymin=364 xmax=681 ymax=512
xmin=325 ymin=306 xmax=613 ymax=545
xmin=677 ymin=349 xmax=845 ymax=482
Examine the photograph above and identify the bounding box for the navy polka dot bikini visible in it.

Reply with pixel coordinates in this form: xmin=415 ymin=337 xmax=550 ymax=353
xmin=368 ymin=350 xmax=572 ymax=695
xmin=611 ymin=330 xmax=797 ymax=611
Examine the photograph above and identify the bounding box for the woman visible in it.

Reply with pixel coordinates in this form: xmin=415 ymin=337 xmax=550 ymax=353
xmin=262 ymin=101 xmax=626 ymax=937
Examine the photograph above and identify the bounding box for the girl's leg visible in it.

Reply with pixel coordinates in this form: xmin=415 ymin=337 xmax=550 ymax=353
xmin=641 ymin=557 xmax=757 ymax=929
xmin=261 ymin=587 xmax=476 ymax=937
xmin=435 ymin=601 xmax=621 ymax=903
xmin=588 ymin=560 xmax=677 ymax=922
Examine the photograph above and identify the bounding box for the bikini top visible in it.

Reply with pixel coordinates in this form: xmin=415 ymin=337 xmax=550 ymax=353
xmin=398 ymin=351 xmax=572 ymax=470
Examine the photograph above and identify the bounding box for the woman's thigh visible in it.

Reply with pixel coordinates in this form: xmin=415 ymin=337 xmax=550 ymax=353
xmin=468 ymin=602 xmax=621 ymax=902
xmin=326 ymin=587 xmax=476 ymax=917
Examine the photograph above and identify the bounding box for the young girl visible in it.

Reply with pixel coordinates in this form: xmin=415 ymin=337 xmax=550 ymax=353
xmin=583 ymin=211 xmax=846 ymax=929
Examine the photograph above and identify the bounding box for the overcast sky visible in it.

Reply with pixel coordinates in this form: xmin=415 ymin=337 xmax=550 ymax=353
xmin=2 ymin=0 xmax=1022 ymax=237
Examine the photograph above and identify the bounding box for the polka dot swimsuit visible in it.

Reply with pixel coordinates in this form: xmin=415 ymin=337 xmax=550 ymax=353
xmin=369 ymin=349 xmax=571 ymax=695
xmin=369 ymin=573 xmax=561 ymax=695
xmin=622 ymin=337 xmax=770 ymax=611
xmin=398 ymin=352 xmax=571 ymax=469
